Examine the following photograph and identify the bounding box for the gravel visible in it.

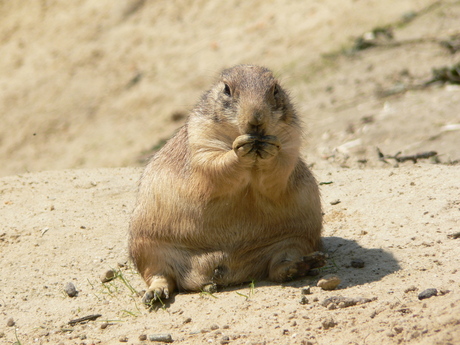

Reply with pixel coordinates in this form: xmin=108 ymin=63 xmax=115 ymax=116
xmin=64 ymin=282 xmax=78 ymax=297
xmin=418 ymin=288 xmax=438 ymax=300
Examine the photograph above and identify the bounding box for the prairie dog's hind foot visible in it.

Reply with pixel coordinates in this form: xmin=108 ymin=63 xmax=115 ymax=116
xmin=269 ymin=251 xmax=327 ymax=282
xmin=142 ymin=275 xmax=176 ymax=305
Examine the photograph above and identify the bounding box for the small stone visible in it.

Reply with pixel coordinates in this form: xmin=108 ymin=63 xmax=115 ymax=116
xmin=394 ymin=326 xmax=403 ymax=334
xmin=148 ymin=333 xmax=173 ymax=343
xmin=210 ymin=324 xmax=219 ymax=330
xmin=139 ymin=334 xmax=147 ymax=341
xmin=6 ymin=318 xmax=15 ymax=327
xmin=321 ymin=317 xmax=337 ymax=330
xmin=327 ymin=303 xmax=337 ymax=310
xmin=220 ymin=335 xmax=230 ymax=344
xmin=317 ymin=275 xmax=341 ymax=290
xmin=439 ymin=289 xmax=450 ymax=296
xmin=119 ymin=336 xmax=128 ymax=342
xmin=222 ymin=325 xmax=230 ymax=329
xmin=299 ymin=296 xmax=309 ymax=305
xmin=183 ymin=317 xmax=192 ymax=324
xmin=64 ymin=282 xmax=78 ymax=297
xmin=351 ymin=259 xmax=365 ymax=268
xmin=100 ymin=322 xmax=108 ymax=329
xmin=301 ymin=287 xmax=311 ymax=295
xmin=330 ymin=199 xmax=341 ymax=205
xmin=404 ymin=285 xmax=418 ymax=293
xmin=100 ymin=269 xmax=117 ymax=283
xmin=418 ymin=288 xmax=438 ymax=300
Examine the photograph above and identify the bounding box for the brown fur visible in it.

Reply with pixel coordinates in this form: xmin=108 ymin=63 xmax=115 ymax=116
xmin=128 ymin=65 xmax=322 ymax=302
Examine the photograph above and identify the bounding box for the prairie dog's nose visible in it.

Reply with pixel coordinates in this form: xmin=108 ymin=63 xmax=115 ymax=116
xmin=249 ymin=111 xmax=263 ymax=126
xmin=247 ymin=111 xmax=266 ymax=135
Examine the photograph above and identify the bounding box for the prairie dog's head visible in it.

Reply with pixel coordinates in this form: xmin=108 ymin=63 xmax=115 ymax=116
xmin=204 ymin=65 xmax=298 ymax=137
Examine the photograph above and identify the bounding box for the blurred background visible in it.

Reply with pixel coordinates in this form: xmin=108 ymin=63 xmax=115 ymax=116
xmin=1 ymin=0 xmax=459 ymax=176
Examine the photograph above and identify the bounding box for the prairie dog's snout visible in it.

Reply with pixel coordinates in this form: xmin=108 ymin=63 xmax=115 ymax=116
xmin=240 ymin=103 xmax=273 ymax=136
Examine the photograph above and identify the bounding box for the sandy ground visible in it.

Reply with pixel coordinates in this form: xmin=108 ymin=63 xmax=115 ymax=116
xmin=1 ymin=1 xmax=460 ymax=344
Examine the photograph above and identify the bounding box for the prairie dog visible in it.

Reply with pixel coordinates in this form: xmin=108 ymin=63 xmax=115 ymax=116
xmin=129 ymin=65 xmax=323 ymax=303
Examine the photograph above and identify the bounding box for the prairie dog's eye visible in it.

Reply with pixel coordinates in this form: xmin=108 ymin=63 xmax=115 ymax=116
xmin=223 ymin=83 xmax=231 ymax=97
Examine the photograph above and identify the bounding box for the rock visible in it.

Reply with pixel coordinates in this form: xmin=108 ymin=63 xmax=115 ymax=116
xmin=301 ymin=287 xmax=311 ymax=295
xmin=183 ymin=317 xmax=192 ymax=324
xmin=321 ymin=296 xmax=377 ymax=308
xmin=327 ymin=303 xmax=338 ymax=310
xmin=6 ymin=318 xmax=15 ymax=327
xmin=139 ymin=334 xmax=147 ymax=341
xmin=418 ymin=288 xmax=438 ymax=300
xmin=317 ymin=275 xmax=341 ymax=290
xmin=351 ymin=259 xmax=365 ymax=268
xmin=404 ymin=285 xmax=418 ymax=293
xmin=149 ymin=333 xmax=173 ymax=343
xmin=119 ymin=336 xmax=128 ymax=342
xmin=394 ymin=326 xmax=404 ymax=334
xmin=100 ymin=322 xmax=108 ymax=329
xmin=210 ymin=324 xmax=219 ymax=330
xmin=100 ymin=269 xmax=117 ymax=283
xmin=321 ymin=317 xmax=337 ymax=330
xmin=299 ymin=296 xmax=309 ymax=305
xmin=220 ymin=335 xmax=230 ymax=344
xmin=64 ymin=282 xmax=78 ymax=297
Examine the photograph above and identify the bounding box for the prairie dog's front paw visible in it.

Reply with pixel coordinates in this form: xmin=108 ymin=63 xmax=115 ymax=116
xmin=233 ymin=134 xmax=257 ymax=158
xmin=233 ymin=134 xmax=280 ymax=159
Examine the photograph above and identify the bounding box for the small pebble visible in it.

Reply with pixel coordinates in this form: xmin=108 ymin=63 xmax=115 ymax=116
xmin=394 ymin=326 xmax=403 ymax=334
xmin=119 ymin=336 xmax=128 ymax=342
xmin=299 ymin=296 xmax=309 ymax=305
xmin=139 ymin=334 xmax=147 ymax=341
xmin=210 ymin=324 xmax=219 ymax=330
xmin=404 ymin=285 xmax=418 ymax=293
xmin=6 ymin=318 xmax=15 ymax=327
xmin=321 ymin=317 xmax=337 ymax=330
xmin=351 ymin=259 xmax=365 ymax=268
xmin=220 ymin=335 xmax=230 ymax=344
xmin=100 ymin=322 xmax=108 ymax=329
xmin=149 ymin=333 xmax=173 ymax=343
xmin=418 ymin=288 xmax=438 ymax=300
xmin=100 ymin=269 xmax=117 ymax=283
xmin=330 ymin=199 xmax=341 ymax=205
xmin=301 ymin=287 xmax=311 ymax=295
xmin=183 ymin=317 xmax=192 ymax=324
xmin=317 ymin=275 xmax=341 ymax=290
xmin=222 ymin=325 xmax=230 ymax=329
xmin=64 ymin=282 xmax=78 ymax=297
xmin=327 ymin=303 xmax=337 ymax=310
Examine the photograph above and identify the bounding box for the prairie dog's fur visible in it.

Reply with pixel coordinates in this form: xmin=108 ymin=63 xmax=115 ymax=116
xmin=129 ymin=65 xmax=323 ymax=303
